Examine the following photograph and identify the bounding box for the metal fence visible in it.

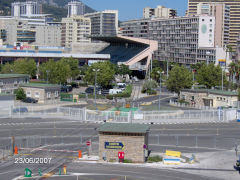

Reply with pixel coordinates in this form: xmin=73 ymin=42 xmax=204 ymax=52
xmin=3 ymin=106 xmax=238 ymax=124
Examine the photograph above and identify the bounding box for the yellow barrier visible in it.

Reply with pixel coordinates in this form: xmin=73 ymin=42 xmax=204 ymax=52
xmin=165 ymin=150 xmax=181 ymax=157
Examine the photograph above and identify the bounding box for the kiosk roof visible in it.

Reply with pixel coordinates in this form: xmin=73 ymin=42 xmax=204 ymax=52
xmin=98 ymin=123 xmax=150 ymax=133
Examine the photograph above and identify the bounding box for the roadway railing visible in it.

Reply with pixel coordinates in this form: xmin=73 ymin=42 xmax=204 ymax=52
xmin=1 ymin=106 xmax=238 ymax=124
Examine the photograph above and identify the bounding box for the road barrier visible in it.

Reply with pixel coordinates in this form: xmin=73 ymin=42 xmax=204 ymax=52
xmin=163 ymin=158 xmax=181 ymax=165
xmin=165 ymin=150 xmax=181 ymax=157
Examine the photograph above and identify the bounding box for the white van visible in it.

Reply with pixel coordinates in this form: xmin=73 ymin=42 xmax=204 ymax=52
xmin=109 ymin=89 xmax=122 ymax=95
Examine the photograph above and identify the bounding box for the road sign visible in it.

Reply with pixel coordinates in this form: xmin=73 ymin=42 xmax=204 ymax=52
xmin=105 ymin=142 xmax=124 ymax=149
xmin=118 ymin=151 xmax=124 ymax=159
xmin=24 ymin=168 xmax=32 ymax=178
xmin=86 ymin=141 xmax=91 ymax=146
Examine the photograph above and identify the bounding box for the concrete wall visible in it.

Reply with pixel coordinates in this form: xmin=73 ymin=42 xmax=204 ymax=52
xmin=71 ymin=42 xmax=109 ymax=54
xmin=99 ymin=134 xmax=146 ymax=163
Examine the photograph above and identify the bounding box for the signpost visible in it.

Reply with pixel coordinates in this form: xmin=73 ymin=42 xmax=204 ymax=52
xmin=104 ymin=142 xmax=124 ymax=150
xmin=24 ymin=168 xmax=32 ymax=178
xmin=86 ymin=141 xmax=91 ymax=146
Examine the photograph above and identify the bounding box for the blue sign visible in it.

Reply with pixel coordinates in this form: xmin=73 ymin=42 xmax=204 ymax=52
xmin=104 ymin=142 xmax=124 ymax=149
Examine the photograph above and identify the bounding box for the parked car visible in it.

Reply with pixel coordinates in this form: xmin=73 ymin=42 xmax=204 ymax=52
xmin=85 ymin=87 xmax=101 ymax=94
xmin=22 ymin=97 xmax=38 ymax=103
xmin=13 ymin=107 xmax=28 ymax=113
xmin=61 ymin=85 xmax=73 ymax=92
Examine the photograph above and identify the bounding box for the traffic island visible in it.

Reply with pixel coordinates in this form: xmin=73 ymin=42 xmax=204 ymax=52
xmin=98 ymin=123 xmax=150 ymax=163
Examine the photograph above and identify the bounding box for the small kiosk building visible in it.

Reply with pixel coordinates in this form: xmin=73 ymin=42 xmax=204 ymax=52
xmin=98 ymin=123 xmax=150 ymax=163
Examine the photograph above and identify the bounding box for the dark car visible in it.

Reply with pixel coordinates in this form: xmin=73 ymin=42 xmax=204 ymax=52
xmin=13 ymin=107 xmax=28 ymax=113
xmin=61 ymin=85 xmax=73 ymax=92
xmin=22 ymin=97 xmax=38 ymax=103
xmin=85 ymin=87 xmax=101 ymax=94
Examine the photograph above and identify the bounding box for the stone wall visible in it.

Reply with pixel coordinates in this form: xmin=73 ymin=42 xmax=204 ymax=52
xmin=99 ymin=134 xmax=146 ymax=163
xmin=180 ymin=91 xmax=208 ymax=106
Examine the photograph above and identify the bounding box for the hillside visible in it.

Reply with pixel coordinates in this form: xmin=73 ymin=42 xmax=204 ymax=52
xmin=0 ymin=0 xmax=96 ymax=21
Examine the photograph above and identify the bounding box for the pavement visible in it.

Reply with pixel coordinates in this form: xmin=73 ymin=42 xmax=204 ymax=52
xmin=0 ymin=117 xmax=240 ymax=179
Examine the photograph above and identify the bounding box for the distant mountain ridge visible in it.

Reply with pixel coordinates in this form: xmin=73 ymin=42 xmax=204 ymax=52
xmin=0 ymin=0 xmax=96 ymax=21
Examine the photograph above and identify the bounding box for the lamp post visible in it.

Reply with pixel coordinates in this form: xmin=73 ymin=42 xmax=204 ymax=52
xmin=206 ymin=51 xmax=210 ymax=65
xmin=46 ymin=70 xmax=50 ymax=84
xmin=157 ymin=71 xmax=164 ymax=111
xmin=93 ymin=68 xmax=100 ymax=110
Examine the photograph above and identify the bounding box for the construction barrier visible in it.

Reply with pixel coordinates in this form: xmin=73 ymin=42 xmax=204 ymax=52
xmin=163 ymin=158 xmax=181 ymax=165
xmin=165 ymin=150 xmax=181 ymax=157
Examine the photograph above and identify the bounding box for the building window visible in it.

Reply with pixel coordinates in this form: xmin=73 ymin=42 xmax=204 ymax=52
xmin=35 ymin=92 xmax=40 ymax=98
xmin=47 ymin=92 xmax=51 ymax=99
xmin=55 ymin=91 xmax=59 ymax=98
xmin=26 ymin=91 xmax=31 ymax=97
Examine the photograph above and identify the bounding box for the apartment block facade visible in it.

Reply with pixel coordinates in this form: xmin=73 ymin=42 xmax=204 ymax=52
xmin=143 ymin=6 xmax=176 ymax=19
xmin=121 ymin=16 xmax=229 ymax=65
xmin=237 ymin=34 xmax=240 ymax=61
xmin=0 ymin=17 xmax=61 ymax=46
xmin=67 ymin=1 xmax=85 ymax=17
xmin=84 ymin=10 xmax=118 ymax=36
xmin=188 ymin=0 xmax=240 ymax=51
xmin=61 ymin=16 xmax=91 ymax=48
xmin=197 ymin=3 xmax=230 ymax=47
xmin=11 ymin=1 xmax=42 ymax=17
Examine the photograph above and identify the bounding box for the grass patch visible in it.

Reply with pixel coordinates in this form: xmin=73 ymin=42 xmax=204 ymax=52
xmin=123 ymin=159 xmax=133 ymax=163
xmin=147 ymin=156 xmax=162 ymax=163
xmin=87 ymin=104 xmax=112 ymax=111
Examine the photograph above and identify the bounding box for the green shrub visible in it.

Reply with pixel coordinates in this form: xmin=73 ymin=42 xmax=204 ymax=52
xmin=106 ymin=95 xmax=113 ymax=100
xmin=123 ymin=159 xmax=133 ymax=163
xmin=178 ymin=99 xmax=190 ymax=105
xmin=78 ymin=94 xmax=86 ymax=98
xmin=147 ymin=156 xmax=162 ymax=163
xmin=15 ymin=88 xmax=26 ymax=100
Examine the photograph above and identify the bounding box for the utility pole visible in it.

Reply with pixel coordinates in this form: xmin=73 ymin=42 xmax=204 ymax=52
xmin=93 ymin=69 xmax=100 ymax=110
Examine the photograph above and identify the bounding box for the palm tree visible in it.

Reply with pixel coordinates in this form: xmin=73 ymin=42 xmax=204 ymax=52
xmin=228 ymin=62 xmax=237 ymax=82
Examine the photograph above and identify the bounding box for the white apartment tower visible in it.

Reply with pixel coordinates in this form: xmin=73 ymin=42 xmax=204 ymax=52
xmin=197 ymin=3 xmax=230 ymax=47
xmin=68 ymin=1 xmax=85 ymax=17
xmin=11 ymin=1 xmax=42 ymax=17
xmin=143 ymin=6 xmax=176 ymax=19
xmin=61 ymin=16 xmax=91 ymax=48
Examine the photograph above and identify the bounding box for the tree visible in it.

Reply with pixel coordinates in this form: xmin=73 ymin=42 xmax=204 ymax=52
xmin=13 ymin=58 xmax=37 ymax=77
xmin=15 ymin=88 xmax=26 ymax=100
xmin=228 ymin=62 xmax=237 ymax=82
xmin=61 ymin=57 xmax=79 ymax=79
xmin=152 ymin=60 xmax=161 ymax=69
xmin=141 ymin=80 xmax=158 ymax=94
xmin=84 ymin=61 xmax=115 ymax=88
xmin=39 ymin=59 xmax=71 ymax=84
xmin=1 ymin=63 xmax=14 ymax=73
xmin=196 ymin=64 xmax=226 ymax=89
xmin=151 ymin=67 xmax=163 ymax=82
xmin=116 ymin=64 xmax=132 ymax=75
xmin=166 ymin=65 xmax=193 ymax=94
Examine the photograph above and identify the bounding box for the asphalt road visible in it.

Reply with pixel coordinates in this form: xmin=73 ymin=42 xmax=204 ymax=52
xmin=0 ymin=118 xmax=240 ymax=179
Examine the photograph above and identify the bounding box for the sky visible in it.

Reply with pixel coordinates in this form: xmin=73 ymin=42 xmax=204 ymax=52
xmin=81 ymin=0 xmax=188 ymax=21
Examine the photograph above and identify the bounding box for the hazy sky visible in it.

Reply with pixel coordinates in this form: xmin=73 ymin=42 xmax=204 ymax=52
xmin=81 ymin=0 xmax=188 ymax=21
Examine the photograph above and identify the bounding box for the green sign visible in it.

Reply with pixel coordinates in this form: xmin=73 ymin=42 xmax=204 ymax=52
xmin=38 ymin=168 xmax=42 ymax=176
xmin=24 ymin=168 xmax=32 ymax=178
xmin=105 ymin=142 xmax=124 ymax=149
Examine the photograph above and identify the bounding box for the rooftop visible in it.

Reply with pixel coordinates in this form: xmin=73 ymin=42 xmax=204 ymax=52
xmin=0 ymin=74 xmax=29 ymax=79
xmin=21 ymin=83 xmax=60 ymax=88
xmin=181 ymin=89 xmax=238 ymax=96
xmin=98 ymin=123 xmax=150 ymax=134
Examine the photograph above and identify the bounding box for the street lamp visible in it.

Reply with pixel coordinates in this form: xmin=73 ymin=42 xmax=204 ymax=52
xmin=206 ymin=51 xmax=210 ymax=65
xmin=93 ymin=68 xmax=100 ymax=110
xmin=46 ymin=70 xmax=50 ymax=84
xmin=157 ymin=71 xmax=164 ymax=111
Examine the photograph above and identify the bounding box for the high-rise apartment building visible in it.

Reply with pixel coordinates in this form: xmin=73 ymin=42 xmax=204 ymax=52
xmin=84 ymin=10 xmax=118 ymax=36
xmin=0 ymin=17 xmax=61 ymax=46
xmin=120 ymin=19 xmax=149 ymax=38
xmin=67 ymin=1 xmax=85 ymax=17
xmin=11 ymin=1 xmax=42 ymax=17
xmin=237 ymin=34 xmax=240 ymax=61
xmin=143 ymin=6 xmax=177 ymax=19
xmin=196 ymin=3 xmax=230 ymax=48
xmin=121 ymin=16 xmax=229 ymax=65
xmin=188 ymin=0 xmax=240 ymax=51
xmin=61 ymin=16 xmax=91 ymax=48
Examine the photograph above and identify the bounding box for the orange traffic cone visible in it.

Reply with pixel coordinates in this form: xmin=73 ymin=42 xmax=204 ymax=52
xmin=14 ymin=146 xmax=18 ymax=155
